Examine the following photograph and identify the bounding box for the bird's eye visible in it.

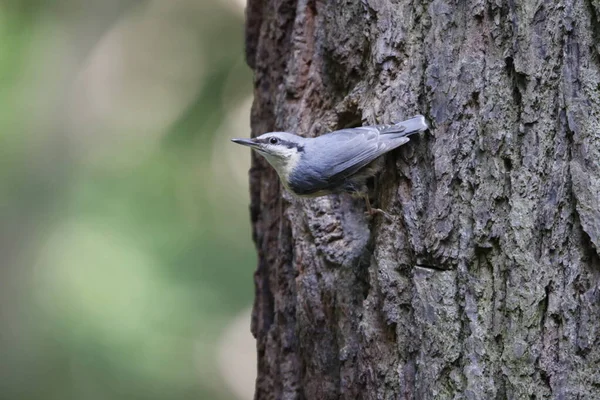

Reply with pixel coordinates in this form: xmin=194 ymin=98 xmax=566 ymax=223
xmin=269 ymin=137 xmax=279 ymax=145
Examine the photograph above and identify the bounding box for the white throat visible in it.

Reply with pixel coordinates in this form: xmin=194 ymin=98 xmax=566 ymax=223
xmin=259 ymin=148 xmax=301 ymax=182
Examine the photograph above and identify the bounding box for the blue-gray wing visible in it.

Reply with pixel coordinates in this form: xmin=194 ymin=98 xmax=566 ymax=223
xmin=319 ymin=127 xmax=409 ymax=181
xmin=292 ymin=127 xmax=409 ymax=194
xmin=322 ymin=115 xmax=428 ymax=181
xmin=288 ymin=116 xmax=427 ymax=195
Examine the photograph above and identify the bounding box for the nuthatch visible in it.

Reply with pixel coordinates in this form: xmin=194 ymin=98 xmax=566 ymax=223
xmin=232 ymin=115 xmax=428 ymax=216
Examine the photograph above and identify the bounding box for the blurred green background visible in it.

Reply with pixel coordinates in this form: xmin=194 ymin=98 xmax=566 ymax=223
xmin=0 ymin=1 xmax=256 ymax=399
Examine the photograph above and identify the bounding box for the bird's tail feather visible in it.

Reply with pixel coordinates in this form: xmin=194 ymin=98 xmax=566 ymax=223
xmin=380 ymin=115 xmax=428 ymax=136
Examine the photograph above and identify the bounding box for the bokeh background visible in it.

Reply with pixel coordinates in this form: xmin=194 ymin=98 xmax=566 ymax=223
xmin=0 ymin=1 xmax=257 ymax=399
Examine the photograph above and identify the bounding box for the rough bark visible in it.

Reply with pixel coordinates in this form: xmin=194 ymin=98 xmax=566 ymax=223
xmin=245 ymin=0 xmax=600 ymax=398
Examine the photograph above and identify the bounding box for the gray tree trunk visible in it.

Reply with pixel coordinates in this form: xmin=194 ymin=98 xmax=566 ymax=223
xmin=244 ymin=0 xmax=600 ymax=398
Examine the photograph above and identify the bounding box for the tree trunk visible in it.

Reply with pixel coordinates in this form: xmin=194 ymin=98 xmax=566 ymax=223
xmin=244 ymin=0 xmax=600 ymax=398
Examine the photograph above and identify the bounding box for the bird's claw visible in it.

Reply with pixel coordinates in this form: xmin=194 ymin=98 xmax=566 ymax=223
xmin=365 ymin=208 xmax=393 ymax=221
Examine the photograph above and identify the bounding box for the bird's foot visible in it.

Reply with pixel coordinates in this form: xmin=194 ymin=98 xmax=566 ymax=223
xmin=365 ymin=207 xmax=392 ymax=221
xmin=362 ymin=195 xmax=392 ymax=221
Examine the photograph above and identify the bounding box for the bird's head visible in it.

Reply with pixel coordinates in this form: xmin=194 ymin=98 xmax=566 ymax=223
xmin=231 ymin=132 xmax=305 ymax=177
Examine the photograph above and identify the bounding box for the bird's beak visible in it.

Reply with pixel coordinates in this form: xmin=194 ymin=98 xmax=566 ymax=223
xmin=231 ymin=138 xmax=259 ymax=148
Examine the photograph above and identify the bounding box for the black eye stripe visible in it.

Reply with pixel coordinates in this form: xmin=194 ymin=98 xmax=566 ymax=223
xmin=258 ymin=137 xmax=304 ymax=152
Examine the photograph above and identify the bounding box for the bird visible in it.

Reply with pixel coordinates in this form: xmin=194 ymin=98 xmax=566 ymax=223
xmin=231 ymin=115 xmax=428 ymax=217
